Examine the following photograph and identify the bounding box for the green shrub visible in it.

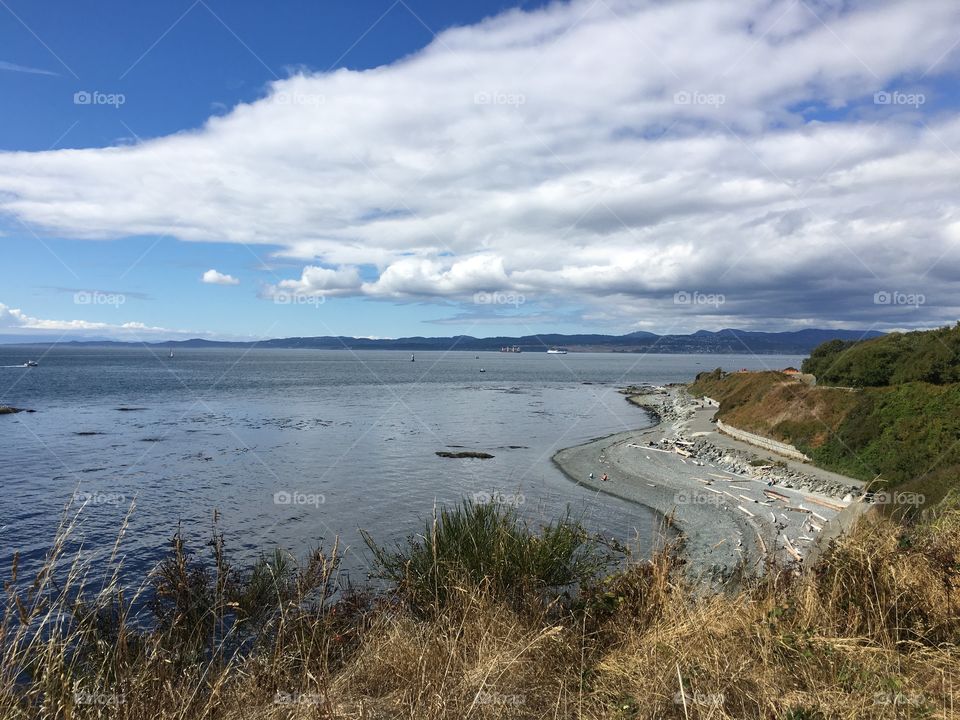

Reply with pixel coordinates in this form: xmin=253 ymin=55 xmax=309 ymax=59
xmin=362 ymin=499 xmax=613 ymax=610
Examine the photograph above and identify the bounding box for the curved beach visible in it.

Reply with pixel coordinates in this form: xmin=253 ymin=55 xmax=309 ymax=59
xmin=553 ymin=386 xmax=865 ymax=585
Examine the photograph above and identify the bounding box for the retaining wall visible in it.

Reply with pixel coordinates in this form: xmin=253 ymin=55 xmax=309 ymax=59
xmin=716 ymin=418 xmax=811 ymax=462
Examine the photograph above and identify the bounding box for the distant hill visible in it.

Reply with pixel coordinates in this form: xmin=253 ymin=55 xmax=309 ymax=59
xmin=4 ymin=328 xmax=884 ymax=355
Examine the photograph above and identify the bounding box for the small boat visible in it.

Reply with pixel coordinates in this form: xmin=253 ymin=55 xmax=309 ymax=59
xmin=479 ymin=368 xmax=486 ymax=373
xmin=24 ymin=360 xmax=38 ymax=367
xmin=546 ymin=347 xmax=568 ymax=355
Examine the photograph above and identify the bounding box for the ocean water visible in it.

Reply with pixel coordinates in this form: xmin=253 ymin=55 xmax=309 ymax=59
xmin=0 ymin=347 xmax=803 ymax=582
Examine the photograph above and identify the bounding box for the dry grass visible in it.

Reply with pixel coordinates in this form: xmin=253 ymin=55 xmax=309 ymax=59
xmin=2 ymin=504 xmax=958 ymax=719
xmin=688 ymin=369 xmax=862 ymax=448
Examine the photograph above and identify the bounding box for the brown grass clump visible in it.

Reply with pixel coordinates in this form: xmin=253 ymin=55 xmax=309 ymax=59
xmin=808 ymin=511 xmax=960 ymax=645
xmin=335 ymin=589 xmax=580 ymax=718
xmin=1 ymin=503 xmax=958 ymax=719
xmin=582 ymin=511 xmax=960 ymax=719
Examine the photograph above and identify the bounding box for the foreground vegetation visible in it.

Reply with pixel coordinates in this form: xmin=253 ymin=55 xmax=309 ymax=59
xmin=2 ymin=500 xmax=958 ymax=719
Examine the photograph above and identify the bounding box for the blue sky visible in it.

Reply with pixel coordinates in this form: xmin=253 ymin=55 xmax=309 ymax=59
xmin=1 ymin=0 xmax=959 ymax=341
xmin=1 ymin=0 xmax=547 ymax=149
xmin=2 ymin=0 xmax=553 ymax=340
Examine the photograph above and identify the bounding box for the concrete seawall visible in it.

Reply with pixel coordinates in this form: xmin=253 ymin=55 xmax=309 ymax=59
xmin=715 ymin=419 xmax=811 ymax=462
xmin=805 ymin=499 xmax=873 ymax=568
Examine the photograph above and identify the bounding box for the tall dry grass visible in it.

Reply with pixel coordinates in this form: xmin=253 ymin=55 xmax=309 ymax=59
xmin=2 ymin=501 xmax=958 ymax=719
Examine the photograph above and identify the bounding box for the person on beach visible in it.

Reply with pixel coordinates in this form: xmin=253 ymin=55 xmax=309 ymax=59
xmin=601 ymin=473 xmax=608 ymax=482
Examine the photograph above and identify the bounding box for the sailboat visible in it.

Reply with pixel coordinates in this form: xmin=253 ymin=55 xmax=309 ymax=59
xmin=168 ymin=345 xmax=175 ymax=359
xmin=410 ymin=353 xmax=415 ymax=362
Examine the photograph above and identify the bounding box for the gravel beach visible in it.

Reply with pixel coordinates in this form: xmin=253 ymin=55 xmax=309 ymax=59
xmin=553 ymin=385 xmax=865 ymax=586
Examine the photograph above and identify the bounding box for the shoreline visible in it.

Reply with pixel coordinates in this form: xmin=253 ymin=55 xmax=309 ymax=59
xmin=553 ymin=384 xmax=866 ymax=585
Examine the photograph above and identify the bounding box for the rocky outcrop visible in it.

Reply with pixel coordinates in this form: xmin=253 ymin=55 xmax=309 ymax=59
xmin=0 ymin=406 xmax=31 ymax=415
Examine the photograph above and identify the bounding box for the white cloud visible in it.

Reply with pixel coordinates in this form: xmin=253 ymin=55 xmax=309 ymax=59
xmin=0 ymin=60 xmax=56 ymax=76
xmin=363 ymin=255 xmax=511 ymax=297
xmin=0 ymin=302 xmax=174 ymax=334
xmin=272 ymin=264 xmax=360 ymax=296
xmin=202 ymin=269 xmax=240 ymax=286
xmin=0 ymin=0 xmax=959 ymax=329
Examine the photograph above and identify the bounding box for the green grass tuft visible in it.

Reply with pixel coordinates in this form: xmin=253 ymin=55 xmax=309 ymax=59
xmin=362 ymin=499 xmax=614 ymax=609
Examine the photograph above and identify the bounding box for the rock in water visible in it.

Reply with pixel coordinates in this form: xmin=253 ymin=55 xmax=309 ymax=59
xmin=435 ymin=450 xmax=494 ymax=459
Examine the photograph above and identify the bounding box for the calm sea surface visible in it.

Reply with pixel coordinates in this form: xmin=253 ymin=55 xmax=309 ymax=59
xmin=0 ymin=347 xmax=802 ymax=582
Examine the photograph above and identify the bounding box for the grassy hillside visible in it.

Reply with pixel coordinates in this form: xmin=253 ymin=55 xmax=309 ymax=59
xmin=689 ymin=370 xmax=860 ymax=445
xmin=801 ymin=323 xmax=960 ymax=387
xmin=690 ymin=350 xmax=960 ymax=510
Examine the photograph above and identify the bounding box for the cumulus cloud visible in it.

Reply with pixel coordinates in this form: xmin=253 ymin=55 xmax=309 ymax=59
xmin=1 ymin=0 xmax=959 ymax=330
xmin=363 ymin=255 xmax=512 ymax=297
xmin=269 ymin=264 xmax=361 ymax=297
xmin=202 ymin=269 xmax=240 ymax=286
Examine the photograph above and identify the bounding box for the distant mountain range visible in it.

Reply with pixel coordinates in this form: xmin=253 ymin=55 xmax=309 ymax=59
xmin=3 ymin=329 xmax=884 ymax=355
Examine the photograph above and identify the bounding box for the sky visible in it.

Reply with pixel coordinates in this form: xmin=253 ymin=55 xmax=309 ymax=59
xmin=0 ymin=0 xmax=958 ymax=342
